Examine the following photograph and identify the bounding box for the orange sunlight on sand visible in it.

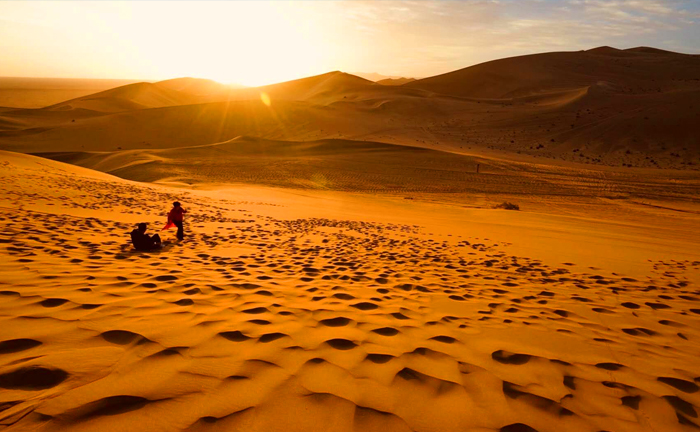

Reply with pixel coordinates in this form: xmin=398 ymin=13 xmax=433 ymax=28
xmin=1 ymin=2 xmax=700 ymax=431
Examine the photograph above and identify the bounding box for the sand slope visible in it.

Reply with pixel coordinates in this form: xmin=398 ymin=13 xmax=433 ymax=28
xmin=1 ymin=53 xmax=698 ymax=167
xmin=1 ymin=151 xmax=700 ymax=432
xmin=32 ymin=137 xmax=700 ymax=218
xmin=44 ymin=82 xmax=202 ymax=113
xmin=0 ymin=78 xmax=143 ymax=109
xmin=1 ymin=46 xmax=699 ymax=168
xmin=377 ymin=78 xmax=417 ymax=86
xmin=156 ymin=77 xmax=241 ymax=95
xmin=406 ymin=46 xmax=700 ymax=99
xmin=211 ymin=71 xmax=377 ymax=105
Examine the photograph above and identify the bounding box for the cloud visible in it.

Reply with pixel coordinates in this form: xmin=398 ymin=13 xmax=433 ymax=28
xmin=329 ymin=0 xmax=699 ymax=76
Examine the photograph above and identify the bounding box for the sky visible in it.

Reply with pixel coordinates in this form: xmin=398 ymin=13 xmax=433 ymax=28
xmin=1 ymin=0 xmax=699 ymax=87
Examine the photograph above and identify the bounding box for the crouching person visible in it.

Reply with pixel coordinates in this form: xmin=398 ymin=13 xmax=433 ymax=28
xmin=130 ymin=223 xmax=162 ymax=251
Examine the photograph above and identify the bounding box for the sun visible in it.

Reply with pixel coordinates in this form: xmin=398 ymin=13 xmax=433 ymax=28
xmin=0 ymin=1 xmax=342 ymax=86
xmin=142 ymin=2 xmax=331 ymax=87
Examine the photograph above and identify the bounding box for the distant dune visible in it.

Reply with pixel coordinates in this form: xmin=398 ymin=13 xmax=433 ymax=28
xmin=406 ymin=46 xmax=700 ymax=98
xmin=0 ymin=77 xmax=143 ymax=108
xmin=377 ymin=77 xmax=417 ymax=86
xmin=212 ymin=71 xmax=377 ymax=104
xmin=37 ymin=136 xmax=486 ymax=189
xmin=156 ymin=77 xmax=244 ymax=94
xmin=351 ymin=72 xmax=417 ymax=82
xmin=1 ymin=47 xmax=699 ymax=170
xmin=35 ymin=135 xmax=699 ymax=207
xmin=44 ymin=82 xmax=202 ymax=113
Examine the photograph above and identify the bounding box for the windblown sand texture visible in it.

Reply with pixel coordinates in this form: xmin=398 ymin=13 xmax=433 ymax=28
xmin=1 ymin=149 xmax=700 ymax=432
xmin=1 ymin=46 xmax=700 ymax=432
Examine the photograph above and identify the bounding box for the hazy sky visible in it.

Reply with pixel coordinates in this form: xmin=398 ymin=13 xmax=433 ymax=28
xmin=1 ymin=0 xmax=698 ymax=86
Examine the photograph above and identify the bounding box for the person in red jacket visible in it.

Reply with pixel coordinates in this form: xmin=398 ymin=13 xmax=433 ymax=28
xmin=167 ymin=202 xmax=187 ymax=240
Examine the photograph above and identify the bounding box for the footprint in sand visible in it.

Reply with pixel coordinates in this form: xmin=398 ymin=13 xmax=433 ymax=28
xmin=622 ymin=328 xmax=657 ymax=336
xmin=596 ymin=362 xmax=624 ymax=371
xmin=365 ymin=353 xmax=395 ymax=364
xmin=219 ymin=331 xmax=251 ymax=342
xmin=657 ymin=377 xmax=699 ymax=393
xmin=500 ymin=423 xmax=538 ymax=432
xmin=351 ymin=302 xmax=378 ymax=311
xmin=0 ymin=338 xmax=42 ymax=354
xmin=621 ymin=395 xmax=641 ymax=409
xmin=40 ymin=298 xmax=69 ymax=307
xmin=325 ymin=338 xmax=357 ymax=350
xmin=319 ymin=317 xmax=352 ymax=327
xmin=242 ymin=307 xmax=268 ymax=314
xmin=430 ymin=335 xmax=457 ymax=344
xmin=100 ymin=330 xmax=149 ymax=345
xmin=174 ymin=299 xmax=194 ymax=306
xmin=371 ymin=327 xmax=400 ymax=336
xmin=492 ymin=350 xmax=532 ymax=365
xmin=68 ymin=395 xmax=150 ymax=419
xmin=258 ymin=333 xmax=287 ymax=343
xmin=0 ymin=366 xmax=68 ymax=390
xmin=183 ymin=288 xmax=202 ymax=295
xmin=248 ymin=319 xmax=271 ymax=325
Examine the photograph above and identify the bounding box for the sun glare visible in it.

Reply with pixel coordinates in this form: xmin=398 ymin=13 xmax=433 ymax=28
xmin=144 ymin=1 xmax=331 ymax=86
xmin=0 ymin=1 xmax=334 ymax=87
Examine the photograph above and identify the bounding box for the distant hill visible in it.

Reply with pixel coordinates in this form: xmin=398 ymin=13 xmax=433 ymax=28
xmin=155 ymin=77 xmax=241 ymax=95
xmin=212 ymin=71 xmax=377 ymax=104
xmin=44 ymin=82 xmax=200 ymax=112
xmin=351 ymin=72 xmax=417 ymax=82
xmin=0 ymin=77 xmax=144 ymax=109
xmin=1 ymin=47 xmax=699 ymax=169
xmin=406 ymin=46 xmax=700 ymax=98
xmin=39 ymin=78 xmax=243 ymax=112
xmin=377 ymin=77 xmax=416 ymax=86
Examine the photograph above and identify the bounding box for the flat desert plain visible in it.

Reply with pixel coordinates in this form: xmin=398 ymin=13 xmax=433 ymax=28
xmin=1 ymin=47 xmax=700 ymax=432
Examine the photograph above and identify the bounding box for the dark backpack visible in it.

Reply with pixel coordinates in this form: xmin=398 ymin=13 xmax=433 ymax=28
xmin=130 ymin=229 xmax=144 ymax=249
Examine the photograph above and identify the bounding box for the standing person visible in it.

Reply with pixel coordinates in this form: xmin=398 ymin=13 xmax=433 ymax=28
xmin=167 ymin=202 xmax=187 ymax=241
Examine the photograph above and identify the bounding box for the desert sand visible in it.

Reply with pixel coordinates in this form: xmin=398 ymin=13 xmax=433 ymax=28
xmin=1 ymin=47 xmax=700 ymax=432
xmin=2 ymin=47 xmax=699 ymax=168
xmin=0 ymin=78 xmax=144 ymax=110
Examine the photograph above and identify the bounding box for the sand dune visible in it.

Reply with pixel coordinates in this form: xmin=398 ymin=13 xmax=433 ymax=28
xmin=351 ymin=72 xmax=417 ymax=82
xmin=37 ymin=136 xmax=486 ymax=188
xmin=2 ymin=150 xmax=700 ymax=432
xmin=406 ymin=46 xmax=700 ymax=99
xmin=0 ymin=77 xmax=143 ymax=109
xmin=33 ymin=137 xmax=700 ymax=215
xmin=44 ymin=82 xmax=202 ymax=113
xmin=377 ymin=78 xmax=417 ymax=86
xmin=0 ymin=98 xmax=367 ymax=152
xmin=156 ymin=77 xmax=243 ymax=95
xmin=213 ymin=71 xmax=377 ymax=104
xmin=1 ymin=47 xmax=698 ymax=168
